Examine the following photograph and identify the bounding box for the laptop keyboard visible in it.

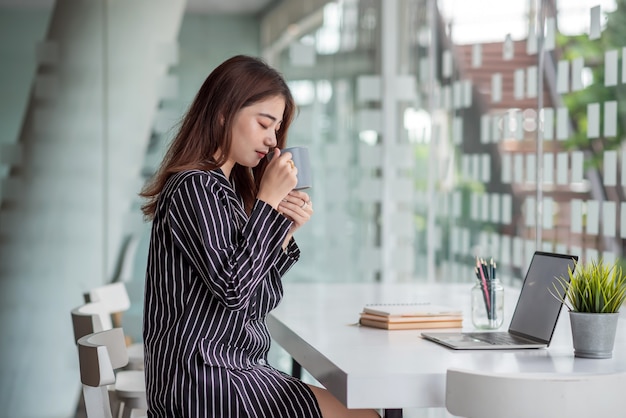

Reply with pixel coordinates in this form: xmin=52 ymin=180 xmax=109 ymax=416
xmin=465 ymin=332 xmax=534 ymax=345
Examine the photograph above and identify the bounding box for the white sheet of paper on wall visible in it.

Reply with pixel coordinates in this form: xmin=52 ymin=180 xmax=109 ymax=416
xmin=492 ymin=73 xmax=502 ymax=103
xmin=557 ymin=60 xmax=570 ymax=93
xmin=463 ymin=80 xmax=472 ymax=108
xmin=603 ymin=201 xmax=616 ymax=237
xmin=557 ymin=107 xmax=569 ymax=140
xmin=527 ymin=66 xmax=538 ymax=98
xmin=356 ymin=75 xmax=381 ymax=102
xmin=587 ymin=103 xmax=600 ymax=138
xmin=571 ymin=200 xmax=582 ymax=233
xmin=543 ymin=198 xmax=553 ymax=229
xmin=587 ymin=200 xmax=600 ymax=235
xmin=557 ymin=152 xmax=568 ymax=185
xmin=545 ymin=18 xmax=556 ymax=51
xmin=526 ymin=154 xmax=536 ymax=184
xmin=572 ymin=151 xmax=584 ymax=183
xmin=526 ymin=197 xmax=536 ymax=227
xmin=589 ymin=5 xmax=601 ymax=40
xmin=501 ymin=154 xmax=512 ymax=183
xmin=472 ymin=43 xmax=482 ymax=68
xmin=604 ymin=101 xmax=617 ymax=137
xmin=572 ymin=57 xmax=585 ymax=91
xmin=482 ymin=154 xmax=491 ymax=183
xmin=502 ymin=194 xmax=512 ymax=225
xmin=527 ymin=23 xmax=538 ymax=55
xmin=542 ymin=107 xmax=554 ymax=140
xmin=514 ymin=69 xmax=525 ymax=99
xmin=515 ymin=111 xmax=524 ymax=140
xmin=605 ymin=50 xmax=618 ymax=86
xmin=603 ymin=150 xmax=617 ymax=186
xmin=503 ymin=34 xmax=514 ymax=60
xmin=544 ymin=153 xmax=554 ymax=184
xmin=471 ymin=194 xmax=479 ymax=221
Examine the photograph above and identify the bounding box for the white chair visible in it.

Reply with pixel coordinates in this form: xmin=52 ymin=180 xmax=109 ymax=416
xmin=445 ymin=367 xmax=626 ymax=418
xmin=83 ymin=282 xmax=144 ymax=370
xmin=77 ymin=328 xmax=147 ymax=418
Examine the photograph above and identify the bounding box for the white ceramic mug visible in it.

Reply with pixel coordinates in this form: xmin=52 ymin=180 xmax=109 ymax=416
xmin=269 ymin=146 xmax=313 ymax=190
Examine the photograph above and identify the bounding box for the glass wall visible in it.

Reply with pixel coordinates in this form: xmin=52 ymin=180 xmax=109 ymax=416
xmin=263 ymin=0 xmax=624 ymax=286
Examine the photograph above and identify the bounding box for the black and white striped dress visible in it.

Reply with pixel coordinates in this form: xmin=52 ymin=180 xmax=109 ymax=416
xmin=143 ymin=169 xmax=322 ymax=418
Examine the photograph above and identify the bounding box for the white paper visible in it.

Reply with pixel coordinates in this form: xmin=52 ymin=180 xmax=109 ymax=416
xmin=492 ymin=73 xmax=502 ymax=103
xmin=605 ymin=50 xmax=618 ymax=86
xmin=556 ymin=152 xmax=568 ymax=185
xmin=557 ymin=60 xmax=570 ymax=93
xmin=603 ymin=150 xmax=617 ymax=186
xmin=544 ymin=153 xmax=554 ymax=184
xmin=527 ymin=66 xmax=538 ymax=98
xmin=587 ymin=103 xmax=600 ymax=138
xmin=542 ymin=107 xmax=554 ymax=140
xmin=604 ymin=101 xmax=617 ymax=137
xmin=571 ymin=151 xmax=584 ymax=183
xmin=590 ymin=5 xmax=601 ymax=40
xmin=587 ymin=200 xmax=600 ymax=235
xmin=543 ymin=197 xmax=553 ymax=229
xmin=603 ymin=201 xmax=616 ymax=237
xmin=572 ymin=57 xmax=585 ymax=91
xmin=557 ymin=107 xmax=569 ymax=140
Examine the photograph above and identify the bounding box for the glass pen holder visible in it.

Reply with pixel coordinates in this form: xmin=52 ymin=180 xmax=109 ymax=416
xmin=471 ymin=278 xmax=504 ymax=329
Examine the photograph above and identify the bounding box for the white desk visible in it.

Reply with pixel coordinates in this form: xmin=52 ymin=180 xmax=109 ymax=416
xmin=268 ymin=282 xmax=626 ymax=417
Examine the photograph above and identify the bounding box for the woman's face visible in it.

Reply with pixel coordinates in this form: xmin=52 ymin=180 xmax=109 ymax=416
xmin=223 ymin=95 xmax=285 ymax=176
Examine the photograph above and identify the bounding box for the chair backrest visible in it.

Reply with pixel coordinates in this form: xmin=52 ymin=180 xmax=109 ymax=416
xmin=71 ymin=302 xmax=112 ymax=343
xmin=445 ymin=367 xmax=626 ymax=418
xmin=84 ymin=282 xmax=131 ymax=314
xmin=77 ymin=328 xmax=129 ymax=418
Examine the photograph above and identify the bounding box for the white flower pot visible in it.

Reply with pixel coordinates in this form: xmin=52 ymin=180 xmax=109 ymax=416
xmin=569 ymin=311 xmax=619 ymax=359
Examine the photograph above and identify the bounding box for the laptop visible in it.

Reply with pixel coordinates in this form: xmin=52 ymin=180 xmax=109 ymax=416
xmin=421 ymin=251 xmax=578 ymax=350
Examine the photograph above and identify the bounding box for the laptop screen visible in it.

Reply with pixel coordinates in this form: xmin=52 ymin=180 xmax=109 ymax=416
xmin=508 ymin=252 xmax=578 ymax=343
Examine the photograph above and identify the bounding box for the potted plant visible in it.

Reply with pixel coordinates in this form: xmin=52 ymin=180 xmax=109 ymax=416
xmin=553 ymin=258 xmax=626 ymax=358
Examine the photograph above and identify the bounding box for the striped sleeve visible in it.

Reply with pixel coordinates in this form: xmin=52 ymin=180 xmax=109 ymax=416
xmin=168 ymin=173 xmax=294 ymax=311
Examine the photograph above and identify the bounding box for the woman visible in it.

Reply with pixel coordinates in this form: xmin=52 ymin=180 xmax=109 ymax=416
xmin=140 ymin=55 xmax=379 ymax=418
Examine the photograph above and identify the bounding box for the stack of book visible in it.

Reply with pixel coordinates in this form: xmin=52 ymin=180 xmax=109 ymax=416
xmin=358 ymin=303 xmax=463 ymax=330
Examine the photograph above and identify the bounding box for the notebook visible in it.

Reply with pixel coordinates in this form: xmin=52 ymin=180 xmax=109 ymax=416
xmin=421 ymin=251 xmax=578 ymax=350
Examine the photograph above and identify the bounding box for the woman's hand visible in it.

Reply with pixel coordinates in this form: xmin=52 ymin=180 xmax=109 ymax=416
xmin=257 ymin=148 xmax=298 ymax=210
xmin=279 ymin=190 xmax=313 ymax=249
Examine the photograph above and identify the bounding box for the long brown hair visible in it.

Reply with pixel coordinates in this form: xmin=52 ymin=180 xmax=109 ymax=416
xmin=140 ymin=55 xmax=296 ymax=220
